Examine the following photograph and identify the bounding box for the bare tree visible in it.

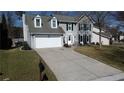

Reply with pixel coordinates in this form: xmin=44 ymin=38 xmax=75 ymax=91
xmin=6 ymin=12 xmax=15 ymax=39
xmin=86 ymin=12 xmax=109 ymax=48
xmin=0 ymin=11 xmax=25 ymax=40
xmin=111 ymin=12 xmax=124 ymax=41
xmin=116 ymin=12 xmax=124 ymax=21
xmin=15 ymin=11 xmax=25 ymax=20
xmin=115 ymin=11 xmax=124 ymax=29
xmin=109 ymin=27 xmax=119 ymax=41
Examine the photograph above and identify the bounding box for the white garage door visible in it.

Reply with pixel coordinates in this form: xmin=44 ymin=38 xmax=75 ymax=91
xmin=35 ymin=37 xmax=63 ymax=48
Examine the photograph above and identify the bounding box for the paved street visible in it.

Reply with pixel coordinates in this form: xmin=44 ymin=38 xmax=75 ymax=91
xmin=35 ymin=48 xmax=124 ymax=81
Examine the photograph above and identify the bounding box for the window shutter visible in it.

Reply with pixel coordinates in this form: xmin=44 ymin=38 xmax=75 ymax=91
xmin=89 ymin=24 xmax=91 ymax=31
xmin=66 ymin=24 xmax=68 ymax=31
xmin=72 ymin=24 xmax=73 ymax=31
xmin=79 ymin=24 xmax=80 ymax=31
xmin=84 ymin=24 xmax=86 ymax=30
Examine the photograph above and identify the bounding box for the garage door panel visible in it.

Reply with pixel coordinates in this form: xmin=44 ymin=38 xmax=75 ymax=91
xmin=35 ymin=37 xmax=62 ymax=48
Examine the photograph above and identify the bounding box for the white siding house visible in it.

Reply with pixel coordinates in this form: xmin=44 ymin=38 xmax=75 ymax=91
xmin=23 ymin=14 xmax=110 ymax=49
xmin=92 ymin=27 xmax=110 ymax=45
xmin=91 ymin=31 xmax=110 ymax=45
xmin=120 ymin=35 xmax=124 ymax=40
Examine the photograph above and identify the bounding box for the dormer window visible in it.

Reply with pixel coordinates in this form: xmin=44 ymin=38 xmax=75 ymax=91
xmin=53 ymin=20 xmax=56 ymax=27
xmin=51 ymin=17 xmax=57 ymax=28
xmin=34 ymin=15 xmax=42 ymax=28
xmin=36 ymin=19 xmax=40 ymax=26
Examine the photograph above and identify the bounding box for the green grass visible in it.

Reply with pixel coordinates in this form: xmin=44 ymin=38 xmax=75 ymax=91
xmin=75 ymin=45 xmax=124 ymax=71
xmin=0 ymin=48 xmax=57 ymax=81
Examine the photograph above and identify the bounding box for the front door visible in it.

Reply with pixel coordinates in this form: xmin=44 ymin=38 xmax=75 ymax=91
xmin=68 ymin=35 xmax=74 ymax=45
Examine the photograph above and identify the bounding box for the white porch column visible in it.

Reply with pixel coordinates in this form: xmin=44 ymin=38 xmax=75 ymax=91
xmin=72 ymin=35 xmax=75 ymax=44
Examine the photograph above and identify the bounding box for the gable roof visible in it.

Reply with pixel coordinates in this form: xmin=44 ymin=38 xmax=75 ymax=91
xmin=53 ymin=14 xmax=95 ymax=24
xmin=77 ymin=15 xmax=94 ymax=24
xmin=25 ymin=14 xmax=64 ymax=34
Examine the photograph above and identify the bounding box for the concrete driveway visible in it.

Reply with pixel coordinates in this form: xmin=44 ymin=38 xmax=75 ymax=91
xmin=35 ymin=48 xmax=124 ymax=81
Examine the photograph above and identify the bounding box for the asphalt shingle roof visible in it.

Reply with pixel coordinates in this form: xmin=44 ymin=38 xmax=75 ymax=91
xmin=54 ymin=14 xmax=78 ymax=23
xmin=25 ymin=14 xmax=64 ymax=34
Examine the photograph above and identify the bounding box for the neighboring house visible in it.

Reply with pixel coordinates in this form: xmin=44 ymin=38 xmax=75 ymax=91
xmin=111 ymin=31 xmax=124 ymax=42
xmin=120 ymin=35 xmax=124 ymax=40
xmin=120 ymin=33 xmax=124 ymax=41
xmin=22 ymin=14 xmax=111 ymax=49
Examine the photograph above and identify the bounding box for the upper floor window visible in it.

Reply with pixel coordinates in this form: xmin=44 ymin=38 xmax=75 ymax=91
xmin=68 ymin=24 xmax=72 ymax=30
xmin=36 ymin=19 xmax=40 ymax=26
xmin=79 ymin=23 xmax=91 ymax=31
xmin=84 ymin=24 xmax=91 ymax=31
xmin=79 ymin=23 xmax=83 ymax=30
xmin=84 ymin=24 xmax=87 ymax=30
xmin=51 ymin=17 xmax=57 ymax=28
xmin=34 ymin=15 xmax=42 ymax=28
xmin=66 ymin=24 xmax=73 ymax=31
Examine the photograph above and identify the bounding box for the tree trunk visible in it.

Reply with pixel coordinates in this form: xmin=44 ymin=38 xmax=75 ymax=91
xmin=99 ymin=28 xmax=102 ymax=48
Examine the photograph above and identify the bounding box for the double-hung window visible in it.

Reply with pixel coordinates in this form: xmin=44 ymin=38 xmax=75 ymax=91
xmin=34 ymin=15 xmax=42 ymax=28
xmin=67 ymin=24 xmax=73 ymax=31
xmin=84 ymin=24 xmax=87 ymax=30
xmin=68 ymin=24 xmax=72 ymax=30
xmin=83 ymin=24 xmax=92 ymax=31
xmin=36 ymin=19 xmax=40 ymax=27
xmin=79 ymin=23 xmax=83 ymax=30
xmin=51 ymin=17 xmax=57 ymax=28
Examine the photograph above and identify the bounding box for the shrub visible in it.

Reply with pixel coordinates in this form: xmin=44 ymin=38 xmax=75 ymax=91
xmin=96 ymin=42 xmax=100 ymax=45
xmin=64 ymin=44 xmax=71 ymax=48
xmin=22 ymin=42 xmax=31 ymax=50
xmin=120 ymin=39 xmax=124 ymax=42
xmin=15 ymin=41 xmax=23 ymax=47
xmin=91 ymin=42 xmax=95 ymax=45
xmin=8 ymin=38 xmax=12 ymax=48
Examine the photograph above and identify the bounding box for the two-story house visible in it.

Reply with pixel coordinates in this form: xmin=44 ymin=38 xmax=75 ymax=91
xmin=23 ymin=14 xmax=110 ymax=48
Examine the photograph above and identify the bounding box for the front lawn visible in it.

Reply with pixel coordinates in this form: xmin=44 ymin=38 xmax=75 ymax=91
xmin=0 ymin=48 xmax=57 ymax=81
xmin=75 ymin=45 xmax=124 ymax=71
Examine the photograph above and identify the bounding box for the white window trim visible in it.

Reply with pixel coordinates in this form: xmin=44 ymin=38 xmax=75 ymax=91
xmin=51 ymin=17 xmax=57 ymax=28
xmin=34 ymin=15 xmax=42 ymax=28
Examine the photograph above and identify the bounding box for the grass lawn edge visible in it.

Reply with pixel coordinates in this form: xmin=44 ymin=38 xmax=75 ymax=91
xmin=34 ymin=50 xmax=57 ymax=81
